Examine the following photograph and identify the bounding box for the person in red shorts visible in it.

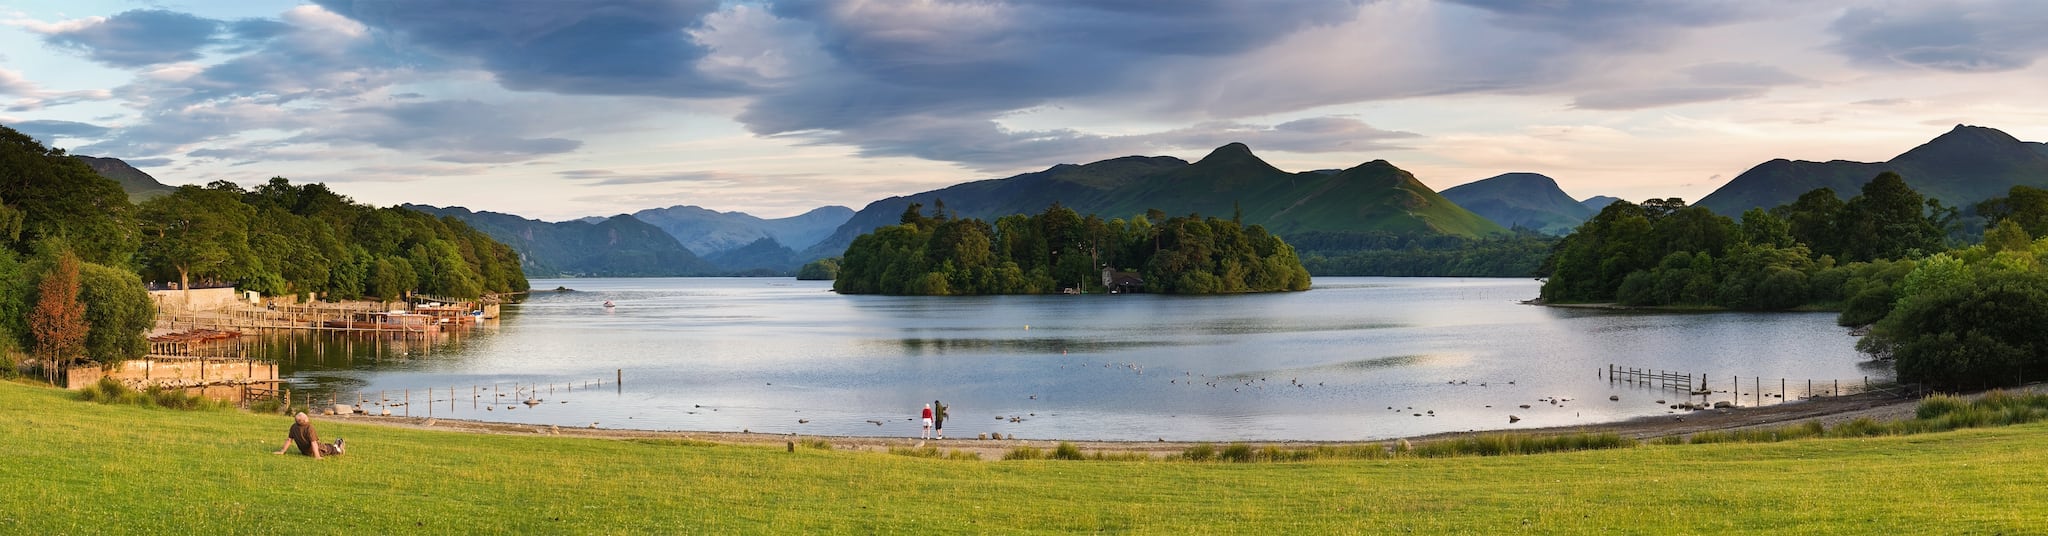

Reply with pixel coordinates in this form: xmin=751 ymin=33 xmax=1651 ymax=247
xmin=920 ymin=403 xmax=933 ymax=439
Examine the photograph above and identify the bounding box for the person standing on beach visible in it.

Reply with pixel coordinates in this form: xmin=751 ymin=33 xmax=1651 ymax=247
xmin=920 ymin=403 xmax=933 ymax=439
xmin=932 ymin=400 xmax=948 ymax=440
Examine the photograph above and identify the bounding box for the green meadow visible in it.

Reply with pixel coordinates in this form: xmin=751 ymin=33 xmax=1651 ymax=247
xmin=2 ymin=380 xmax=2041 ymax=534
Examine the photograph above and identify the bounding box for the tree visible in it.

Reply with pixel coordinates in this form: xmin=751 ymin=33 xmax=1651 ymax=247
xmin=138 ymin=185 xmax=255 ymax=303
xmin=1838 ymin=172 xmax=1946 ymax=262
xmin=796 ymin=258 xmax=840 ymax=280
xmin=1984 ymin=219 xmax=2032 ymax=254
xmin=0 ymin=126 xmax=138 ymax=265
xmin=29 ymin=252 xmax=87 ymax=385
xmin=76 ymin=260 xmax=153 ymax=367
xmin=1977 ymin=185 xmax=2048 ymax=238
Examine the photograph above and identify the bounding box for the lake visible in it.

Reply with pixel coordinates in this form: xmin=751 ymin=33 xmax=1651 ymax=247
xmin=270 ymin=277 xmax=1888 ymax=441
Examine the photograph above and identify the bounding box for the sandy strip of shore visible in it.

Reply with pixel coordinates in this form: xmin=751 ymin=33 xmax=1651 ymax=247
xmin=313 ymin=387 xmax=2013 ymax=460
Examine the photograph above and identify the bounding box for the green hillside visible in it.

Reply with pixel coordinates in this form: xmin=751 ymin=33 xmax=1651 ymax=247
xmin=804 ymin=144 xmax=1505 ymax=259
xmin=73 ymin=155 xmax=175 ymax=202
xmin=1440 ymin=172 xmax=1594 ymax=235
xmin=1697 ymin=125 xmax=2048 ymax=216
xmin=405 ymin=205 xmax=716 ymax=277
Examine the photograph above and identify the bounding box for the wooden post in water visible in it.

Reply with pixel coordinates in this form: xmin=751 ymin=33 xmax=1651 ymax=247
xmin=617 ymin=369 xmax=622 ymax=393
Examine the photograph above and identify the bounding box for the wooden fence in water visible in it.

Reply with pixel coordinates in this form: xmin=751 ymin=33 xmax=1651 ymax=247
xmin=1605 ymin=364 xmax=1882 ymax=408
xmin=292 ymin=369 xmax=627 ymax=420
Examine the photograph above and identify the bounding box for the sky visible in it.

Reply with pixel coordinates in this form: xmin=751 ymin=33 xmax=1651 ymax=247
xmin=3 ymin=0 xmax=2046 ymax=221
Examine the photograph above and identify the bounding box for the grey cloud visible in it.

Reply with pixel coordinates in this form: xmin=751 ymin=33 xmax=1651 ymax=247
xmin=743 ymin=1 xmax=1360 ymax=136
xmin=313 ymin=0 xmax=739 ymax=97
xmin=307 ymin=100 xmax=584 ymax=164
xmin=123 ymin=157 xmax=173 ymax=167
xmin=42 ymin=9 xmax=223 ymax=67
xmin=1143 ymin=117 xmax=1419 ymax=154
xmin=557 ymin=169 xmax=800 ymax=186
xmin=1830 ymin=0 xmax=2048 ymax=72
xmin=806 ymin=114 xmax=1413 ymax=173
xmin=1683 ymin=62 xmax=1806 ymax=86
xmin=1446 ymin=0 xmax=1763 ymax=45
xmin=8 ymin=119 xmax=111 ymax=143
xmin=1572 ymin=87 xmax=1766 ymax=110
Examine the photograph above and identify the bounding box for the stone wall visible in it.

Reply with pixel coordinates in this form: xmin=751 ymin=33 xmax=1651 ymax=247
xmin=66 ymin=358 xmax=277 ymax=389
xmin=148 ymin=287 xmax=249 ymax=314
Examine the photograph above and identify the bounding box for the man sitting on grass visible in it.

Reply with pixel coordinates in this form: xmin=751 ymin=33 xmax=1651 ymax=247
xmin=273 ymin=412 xmax=344 ymax=459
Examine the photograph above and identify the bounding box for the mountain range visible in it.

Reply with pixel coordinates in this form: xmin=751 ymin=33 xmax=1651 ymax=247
xmin=802 ymin=142 xmax=1507 ymax=259
xmin=1696 ymin=125 xmax=2048 ymax=215
xmin=1439 ymin=173 xmax=1593 ymax=235
xmin=631 ymin=204 xmax=851 ymax=254
xmin=71 ymin=124 xmax=2048 ymax=278
xmin=403 ymin=204 xmax=718 ymax=277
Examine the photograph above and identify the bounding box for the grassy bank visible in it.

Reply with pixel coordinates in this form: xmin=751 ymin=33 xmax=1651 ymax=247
xmin=1 ymin=381 xmax=2041 ymax=533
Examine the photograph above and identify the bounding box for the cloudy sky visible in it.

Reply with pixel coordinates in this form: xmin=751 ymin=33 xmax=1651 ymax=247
xmin=4 ymin=1 xmax=2046 ymax=221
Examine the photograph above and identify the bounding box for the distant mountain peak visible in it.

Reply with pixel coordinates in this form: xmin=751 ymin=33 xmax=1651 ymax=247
xmin=73 ymin=155 xmax=173 ymax=201
xmin=1189 ymin=142 xmax=1279 ymax=172
xmin=1440 ymin=172 xmax=1591 ymax=235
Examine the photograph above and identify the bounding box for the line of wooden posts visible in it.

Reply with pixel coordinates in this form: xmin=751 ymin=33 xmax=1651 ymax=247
xmin=1605 ymin=364 xmax=1876 ymax=407
xmin=290 ymin=369 xmax=626 ymax=418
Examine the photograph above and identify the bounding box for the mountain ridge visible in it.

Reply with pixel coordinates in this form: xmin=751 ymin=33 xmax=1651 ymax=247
xmin=1696 ymin=125 xmax=2048 ymax=216
xmin=801 ymin=143 xmax=1507 ymax=259
xmin=404 ymin=204 xmax=717 ymax=277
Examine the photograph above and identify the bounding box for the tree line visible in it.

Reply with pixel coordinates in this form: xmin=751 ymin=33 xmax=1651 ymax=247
xmin=833 ymin=202 xmax=1311 ymax=295
xmin=1293 ymin=230 xmax=1556 ymax=278
xmin=0 ymin=124 xmax=527 ymax=377
xmin=1541 ymin=169 xmax=2048 ymax=390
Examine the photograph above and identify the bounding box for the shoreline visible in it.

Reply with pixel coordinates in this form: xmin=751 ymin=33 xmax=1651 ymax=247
xmin=325 ymin=388 xmax=1933 ymax=458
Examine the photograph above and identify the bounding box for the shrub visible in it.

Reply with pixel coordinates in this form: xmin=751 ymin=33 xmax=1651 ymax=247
xmin=800 ymin=438 xmax=833 ymax=450
xmin=1917 ymin=394 xmax=1968 ymax=420
xmin=1827 ymin=417 xmax=1886 ymax=437
xmin=76 ymin=377 xmax=226 ymax=410
xmin=1219 ymin=443 xmax=1254 ymax=463
xmin=1002 ymin=446 xmax=1046 ymax=460
xmin=1052 ymin=442 xmax=1085 ymax=460
xmin=1182 ymin=443 xmax=1215 ymax=462
xmin=889 ymin=446 xmax=942 ymax=458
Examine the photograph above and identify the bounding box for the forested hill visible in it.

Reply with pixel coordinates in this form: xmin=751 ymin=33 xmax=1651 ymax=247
xmin=5 ymin=122 xmax=526 ymax=368
xmin=1440 ymin=172 xmax=1593 ymax=235
xmin=1695 ymin=125 xmax=2048 ymax=216
xmin=833 ymin=203 xmax=1311 ymax=295
xmin=801 ymin=143 xmax=1506 ymax=260
xmin=404 ymin=205 xmax=717 ymax=277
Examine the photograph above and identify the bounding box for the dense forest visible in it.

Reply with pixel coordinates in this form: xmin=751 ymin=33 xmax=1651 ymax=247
xmin=833 ymin=202 xmax=1311 ymax=295
xmin=1293 ymin=230 xmax=1556 ymax=277
xmin=0 ymin=124 xmax=527 ymax=376
xmin=1541 ymin=170 xmax=2048 ymax=390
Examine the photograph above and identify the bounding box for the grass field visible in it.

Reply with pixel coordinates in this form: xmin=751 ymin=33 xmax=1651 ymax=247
xmin=2 ymin=380 xmax=2042 ymax=534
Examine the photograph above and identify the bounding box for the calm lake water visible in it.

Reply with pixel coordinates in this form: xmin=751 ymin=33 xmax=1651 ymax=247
xmin=271 ymin=277 xmax=1888 ymax=441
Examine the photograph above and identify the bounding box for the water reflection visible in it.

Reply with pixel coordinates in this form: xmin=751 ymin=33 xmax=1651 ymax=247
xmin=268 ymin=277 xmax=1887 ymax=441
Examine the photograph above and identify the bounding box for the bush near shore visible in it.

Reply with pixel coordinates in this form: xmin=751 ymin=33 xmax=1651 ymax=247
xmin=6 ymin=380 xmax=2048 ymax=532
